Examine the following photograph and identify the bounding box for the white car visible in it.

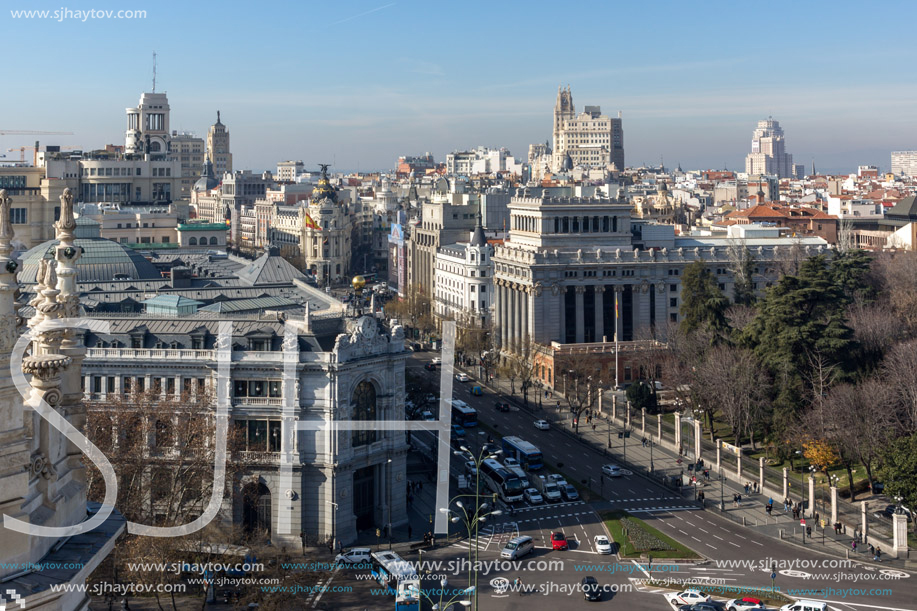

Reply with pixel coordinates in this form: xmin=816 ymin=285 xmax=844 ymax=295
xmin=726 ymin=597 xmax=766 ymax=610
xmin=455 ymin=373 xmax=470 ymax=382
xmin=524 ymin=487 xmax=543 ymax=504
xmin=335 ymin=547 xmax=372 ymax=565
xmin=665 ymin=589 xmax=712 ymax=606
xmin=602 ymin=464 xmax=622 ymax=478
xmin=593 ymin=535 xmax=612 ymax=554
xmin=534 ymin=419 xmax=550 ymax=430
xmin=431 ymin=357 xmax=442 ymax=365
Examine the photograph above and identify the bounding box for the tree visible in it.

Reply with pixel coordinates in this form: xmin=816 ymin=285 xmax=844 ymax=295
xmin=626 ymin=381 xmax=653 ymax=413
xmin=877 ymin=433 xmax=917 ymax=532
xmin=727 ymin=241 xmax=757 ymax=306
xmin=385 ymin=283 xmax=434 ymax=340
xmin=679 ymin=260 xmax=729 ymax=338
xmin=557 ymin=350 xmax=609 ymax=434
xmin=882 ymin=338 xmax=917 ymax=433
xmin=702 ymin=345 xmax=771 ymax=450
xmin=630 ymin=328 xmax=668 ymax=412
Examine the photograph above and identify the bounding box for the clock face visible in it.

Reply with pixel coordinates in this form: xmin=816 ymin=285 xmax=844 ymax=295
xmin=360 ymin=317 xmax=375 ymax=336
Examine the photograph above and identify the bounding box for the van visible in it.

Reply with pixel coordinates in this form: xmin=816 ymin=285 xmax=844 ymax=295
xmin=780 ymin=601 xmax=827 ymax=611
xmin=501 ymin=535 xmax=535 ymax=560
xmin=335 ymin=547 xmax=372 ymax=565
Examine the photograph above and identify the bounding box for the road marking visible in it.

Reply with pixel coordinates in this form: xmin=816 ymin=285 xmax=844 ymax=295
xmin=712 ymin=535 xmax=723 ymax=541
xmin=752 ymin=540 xmax=764 ymax=546
xmin=630 ymin=560 xmax=652 ymax=579
xmin=691 ymin=536 xmax=701 ymax=542
xmin=728 ymin=541 xmax=740 ymax=547
xmin=698 ymin=528 xmax=709 ymax=533
xmin=705 ymin=544 xmax=717 ymax=549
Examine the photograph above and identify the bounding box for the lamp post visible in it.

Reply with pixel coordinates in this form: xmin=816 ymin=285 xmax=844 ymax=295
xmin=649 ymin=438 xmax=654 ymax=474
xmin=386 ymin=457 xmax=393 ymax=549
xmin=445 ymin=444 xmax=504 ymax=611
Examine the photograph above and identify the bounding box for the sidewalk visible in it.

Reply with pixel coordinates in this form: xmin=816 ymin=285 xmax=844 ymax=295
xmin=460 ymin=365 xmax=914 ymax=570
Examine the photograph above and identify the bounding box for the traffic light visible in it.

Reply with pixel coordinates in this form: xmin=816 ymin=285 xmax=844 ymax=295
xmin=376 ymin=528 xmax=381 ymax=538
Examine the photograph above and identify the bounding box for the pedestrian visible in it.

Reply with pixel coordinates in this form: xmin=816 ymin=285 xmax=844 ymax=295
xmin=875 ymin=547 xmax=882 ymax=562
xmin=744 ymin=483 xmax=750 ymax=494
xmin=592 ymin=423 xmax=596 ymax=431
xmin=852 ymin=540 xmax=857 ymax=552
xmin=738 ymin=493 xmax=742 ymax=504
xmin=733 ymin=493 xmax=738 ymax=507
xmin=784 ymin=499 xmax=789 ymax=512
xmin=869 ymin=543 xmax=875 ymax=557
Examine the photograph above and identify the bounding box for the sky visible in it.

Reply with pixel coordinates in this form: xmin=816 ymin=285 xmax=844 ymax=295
xmin=3 ymin=0 xmax=916 ymax=175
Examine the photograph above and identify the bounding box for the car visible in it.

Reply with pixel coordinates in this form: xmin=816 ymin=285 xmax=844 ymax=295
xmin=451 ymin=424 xmax=465 ymax=439
xmin=677 ymin=604 xmax=719 ymax=611
xmin=602 ymin=464 xmax=623 ymax=478
xmin=726 ymin=597 xmax=766 ymax=611
xmin=779 ymin=601 xmax=827 ymax=611
xmin=562 ymin=484 xmax=579 ymax=501
xmin=665 ymin=589 xmax=712 ymax=606
xmin=494 ymin=401 xmax=510 ymax=412
xmin=501 ymin=535 xmax=534 ymax=560
xmin=464 ymin=460 xmax=477 ymax=477
xmin=469 ymin=385 xmax=483 ymax=396
xmin=455 ymin=373 xmax=470 ymax=383
xmin=593 ymin=535 xmax=612 ymax=554
xmin=431 ymin=357 xmax=442 ymax=365
xmin=534 ymin=419 xmax=550 ymax=430
xmin=334 ymin=547 xmax=372 ymax=565
xmin=550 ymin=531 xmax=568 ymax=550
xmin=581 ymin=576 xmax=601 ymax=601
xmin=424 ymin=363 xmax=437 ymax=371
xmin=421 ymin=411 xmax=435 ymax=421
xmin=412 ymin=342 xmax=423 ymax=351
xmin=878 ymin=504 xmax=912 ymax=519
xmin=524 ymin=487 xmax=543 ymax=504
xmin=547 ymin=473 xmax=567 ymax=487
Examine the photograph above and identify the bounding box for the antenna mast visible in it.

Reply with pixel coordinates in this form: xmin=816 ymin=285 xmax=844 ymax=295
xmin=152 ymin=51 xmax=157 ymax=92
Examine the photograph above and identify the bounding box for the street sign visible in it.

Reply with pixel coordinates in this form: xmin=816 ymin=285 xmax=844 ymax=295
xmin=771 ymin=572 xmax=777 ymax=580
xmin=800 ymin=519 xmax=806 ymax=525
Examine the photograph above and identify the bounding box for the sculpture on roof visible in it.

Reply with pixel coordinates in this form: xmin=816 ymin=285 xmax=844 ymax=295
xmin=55 ymin=189 xmax=76 ymax=246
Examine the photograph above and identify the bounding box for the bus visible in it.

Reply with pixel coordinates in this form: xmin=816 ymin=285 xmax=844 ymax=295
xmin=480 ymin=458 xmax=525 ymax=503
xmin=451 ymin=401 xmax=478 ymax=427
xmin=369 ymin=551 xmax=420 ymax=611
xmin=501 ymin=436 xmax=543 ymax=471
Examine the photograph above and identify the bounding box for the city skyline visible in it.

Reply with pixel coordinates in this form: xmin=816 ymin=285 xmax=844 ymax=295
xmin=5 ymin=0 xmax=916 ymax=174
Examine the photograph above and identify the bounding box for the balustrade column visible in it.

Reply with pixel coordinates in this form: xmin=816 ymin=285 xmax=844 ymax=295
xmin=594 ymin=285 xmax=605 ymax=341
xmin=574 ymin=286 xmax=585 ymax=343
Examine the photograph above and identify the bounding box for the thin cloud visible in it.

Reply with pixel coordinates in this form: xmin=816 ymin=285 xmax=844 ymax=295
xmin=329 ymin=2 xmax=396 ymax=26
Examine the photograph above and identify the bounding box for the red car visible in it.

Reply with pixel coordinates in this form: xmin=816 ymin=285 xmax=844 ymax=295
xmin=551 ymin=532 xmax=568 ymax=551
xmin=424 ymin=363 xmax=437 ymax=371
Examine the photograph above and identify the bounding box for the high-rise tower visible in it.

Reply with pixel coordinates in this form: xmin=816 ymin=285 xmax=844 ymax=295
xmin=124 ymin=92 xmax=172 ymax=158
xmin=551 ymin=86 xmax=624 ymax=172
xmin=207 ymin=111 xmax=232 ymax=177
xmin=744 ymin=117 xmax=795 ymax=179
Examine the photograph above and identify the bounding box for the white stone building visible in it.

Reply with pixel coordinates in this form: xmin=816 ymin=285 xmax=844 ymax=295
xmin=434 ymin=215 xmax=494 ymax=327
xmin=551 ymin=86 xmax=624 ymax=172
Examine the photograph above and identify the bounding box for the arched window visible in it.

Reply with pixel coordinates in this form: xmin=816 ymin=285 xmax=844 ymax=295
xmin=351 ymin=381 xmax=377 ymax=447
xmin=209 ymin=236 xmax=218 ymax=245
xmin=189 ymin=237 xmax=197 ymax=246
xmin=554 ymin=218 xmax=559 ymax=233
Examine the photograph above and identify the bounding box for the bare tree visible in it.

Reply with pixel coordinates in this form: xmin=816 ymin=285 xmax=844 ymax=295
xmin=725 ymin=304 xmax=757 ymax=333
xmin=557 ymin=350 xmax=610 ymax=434
xmin=836 ymin=216 xmax=854 ymax=253
xmin=847 ymin=301 xmax=903 ymax=368
xmin=702 ymin=345 xmax=770 ymax=450
xmin=883 ymin=338 xmax=917 ymax=433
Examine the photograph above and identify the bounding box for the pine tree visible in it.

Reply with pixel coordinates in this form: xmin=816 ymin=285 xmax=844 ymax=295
xmin=679 ymin=260 xmax=729 ymax=338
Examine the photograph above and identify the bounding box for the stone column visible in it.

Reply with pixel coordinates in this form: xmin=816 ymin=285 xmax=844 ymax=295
xmin=657 ymin=413 xmax=662 ymax=441
xmin=759 ymin=458 xmax=765 ymax=495
xmin=693 ymin=420 xmax=702 ymax=462
xmin=830 ymin=486 xmax=838 ymax=525
xmin=893 ymin=513 xmax=909 ymax=559
xmin=782 ymin=467 xmax=789 ymax=501
xmin=521 ymin=288 xmax=529 ymax=343
xmin=861 ymin=501 xmax=869 ymax=542
xmin=511 ymin=285 xmax=520 ymax=348
xmin=641 ymin=407 xmax=646 ymax=435
xmin=716 ymin=440 xmax=722 ymax=474
xmin=574 ymin=286 xmax=585 ymax=343
xmin=808 ymin=475 xmax=816 ymax=518
xmin=654 ymin=282 xmax=667 ymax=339
xmin=614 ymin=285 xmax=623 ymax=341
xmin=674 ymin=412 xmax=682 ymax=449
xmin=594 ymin=285 xmax=605 ymax=341
xmin=558 ymin=286 xmax=566 ymax=344
xmin=611 ymin=394 xmax=616 ymax=421
xmin=625 ymin=400 xmax=631 ymax=429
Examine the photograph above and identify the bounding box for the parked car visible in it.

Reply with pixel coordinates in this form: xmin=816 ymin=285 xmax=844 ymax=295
xmin=455 ymin=373 xmax=470 ymax=383
xmin=534 ymin=419 xmax=550 ymax=430
xmin=494 ymin=401 xmax=510 ymax=412
xmin=726 ymin=597 xmax=766 ymax=611
xmin=561 ymin=484 xmax=579 ymax=501
xmin=334 ymin=547 xmax=372 ymax=565
xmin=779 ymin=601 xmax=827 ymax=611
xmin=424 ymin=363 xmax=437 ymax=371
xmin=550 ymin=531 xmax=568 ymax=550
xmin=593 ymin=535 xmax=612 ymax=554
xmin=665 ymin=589 xmax=712 ymax=606
xmin=877 ymin=505 xmax=912 ymax=520
xmin=524 ymin=488 xmax=543 ymax=504
xmin=602 ymin=464 xmax=623 ymax=478
xmin=677 ymin=604 xmax=719 ymax=611
xmin=581 ymin=576 xmax=601 ymax=601
xmin=431 ymin=357 xmax=442 ymax=365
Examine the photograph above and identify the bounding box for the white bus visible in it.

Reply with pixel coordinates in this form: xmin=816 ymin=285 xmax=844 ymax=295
xmin=480 ymin=458 xmax=525 ymax=503
xmin=369 ymin=551 xmax=420 ymax=611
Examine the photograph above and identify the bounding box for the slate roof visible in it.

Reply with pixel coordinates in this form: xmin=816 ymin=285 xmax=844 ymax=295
xmin=236 ymin=248 xmax=309 ymax=285
xmin=199 ymin=295 xmax=300 ymax=313
xmin=18 ymin=238 xmax=162 ymax=284
xmin=885 ymin=194 xmax=917 ymax=221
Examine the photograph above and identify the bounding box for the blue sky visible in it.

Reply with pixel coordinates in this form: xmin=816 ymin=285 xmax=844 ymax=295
xmin=3 ymin=0 xmax=916 ymax=174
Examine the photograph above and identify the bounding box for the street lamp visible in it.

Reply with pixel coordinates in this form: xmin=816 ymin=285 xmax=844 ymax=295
xmin=446 ymin=445 xmax=504 ymax=610
xmin=386 ymin=457 xmax=393 ymax=549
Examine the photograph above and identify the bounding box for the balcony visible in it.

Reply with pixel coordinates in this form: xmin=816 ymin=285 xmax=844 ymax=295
xmin=233 ymin=397 xmax=284 ymax=406
xmin=86 ymin=348 xmax=215 ymax=360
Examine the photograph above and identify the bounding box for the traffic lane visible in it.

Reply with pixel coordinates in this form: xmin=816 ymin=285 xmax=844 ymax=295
xmin=641 ymin=509 xmax=917 ymax=608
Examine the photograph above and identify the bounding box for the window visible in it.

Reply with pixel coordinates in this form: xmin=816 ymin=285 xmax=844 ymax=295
xmin=351 ymin=381 xmax=377 ymax=447
xmin=107 ymin=377 xmax=115 ymax=393
xmin=670 ymin=313 xmax=678 ymax=322
xmin=10 ymin=208 xmax=26 ymax=224
xmin=92 ymin=376 xmax=102 ymax=393
xmin=670 ymin=298 xmax=677 ymax=307
xmin=480 ymin=286 xmax=486 ymax=293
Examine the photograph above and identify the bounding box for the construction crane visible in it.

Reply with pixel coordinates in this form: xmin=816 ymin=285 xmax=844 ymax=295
xmin=7 ymin=145 xmax=79 ymax=164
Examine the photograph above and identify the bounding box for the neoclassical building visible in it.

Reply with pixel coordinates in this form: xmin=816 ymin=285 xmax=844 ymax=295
xmin=433 ymin=213 xmax=494 ymax=327
xmin=299 ymin=166 xmax=355 ymax=286
xmin=493 ymin=191 xmax=830 ymax=355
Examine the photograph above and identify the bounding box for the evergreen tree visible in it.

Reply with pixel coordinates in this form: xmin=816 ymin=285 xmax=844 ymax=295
xmin=679 ymin=260 xmax=729 ymax=338
xmin=731 ymin=246 xmax=757 ymax=306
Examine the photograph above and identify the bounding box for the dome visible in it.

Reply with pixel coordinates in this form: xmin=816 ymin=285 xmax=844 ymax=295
xmin=311 ymin=164 xmax=337 ymax=203
xmin=18 ymin=238 xmax=162 ymax=284
xmin=193 ymin=159 xmax=220 ymax=192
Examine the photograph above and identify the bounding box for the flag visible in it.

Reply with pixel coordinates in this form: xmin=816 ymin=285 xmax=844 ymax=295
xmin=304 ymin=213 xmax=322 ymax=231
